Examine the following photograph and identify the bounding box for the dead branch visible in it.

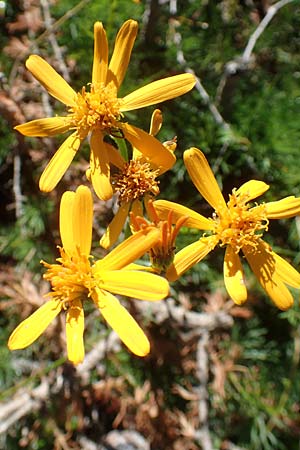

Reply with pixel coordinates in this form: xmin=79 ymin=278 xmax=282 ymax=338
xmin=168 ymin=18 xmax=230 ymax=131
xmin=40 ymin=0 xmax=71 ymax=83
xmin=242 ymin=0 xmax=295 ymax=64
xmin=194 ymin=330 xmax=213 ymax=450
xmin=0 ymin=378 xmax=49 ymax=434
xmin=0 ymin=332 xmax=120 ymax=434
xmin=216 ymin=0 xmax=296 ymax=102
xmin=135 ymin=298 xmax=234 ymax=331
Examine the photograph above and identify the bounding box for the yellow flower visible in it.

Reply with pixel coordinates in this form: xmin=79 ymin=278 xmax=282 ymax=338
xmin=8 ymin=186 xmax=169 ymax=364
xmin=154 ymin=147 xmax=300 ymax=310
xmin=130 ymin=199 xmax=188 ymax=274
xmin=15 ymin=20 xmax=195 ymax=200
xmin=100 ymin=109 xmax=177 ymax=249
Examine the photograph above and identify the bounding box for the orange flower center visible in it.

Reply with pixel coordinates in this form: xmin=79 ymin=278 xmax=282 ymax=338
xmin=113 ymin=160 xmax=160 ymax=203
xmin=68 ymin=83 xmax=122 ymax=139
xmin=212 ymin=190 xmax=268 ymax=253
xmin=41 ymin=247 xmax=95 ymax=306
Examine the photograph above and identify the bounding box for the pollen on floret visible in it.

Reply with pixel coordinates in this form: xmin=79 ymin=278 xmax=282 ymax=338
xmin=212 ymin=189 xmax=269 ymax=253
xmin=68 ymin=83 xmax=123 ymax=138
xmin=113 ymin=160 xmax=160 ymax=204
xmin=41 ymin=247 xmax=96 ymax=306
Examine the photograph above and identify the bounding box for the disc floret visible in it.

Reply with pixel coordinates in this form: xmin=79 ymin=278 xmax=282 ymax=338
xmin=212 ymin=189 xmax=268 ymax=253
xmin=69 ymin=83 xmax=122 ymax=139
xmin=113 ymin=160 xmax=160 ymax=203
xmin=41 ymin=247 xmax=96 ymax=306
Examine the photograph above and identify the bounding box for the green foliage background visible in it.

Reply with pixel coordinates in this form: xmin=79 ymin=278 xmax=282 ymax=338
xmin=1 ymin=1 xmax=300 ymax=449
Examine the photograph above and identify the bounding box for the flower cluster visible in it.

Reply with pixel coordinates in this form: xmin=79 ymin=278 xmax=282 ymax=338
xmin=8 ymin=19 xmax=300 ymax=365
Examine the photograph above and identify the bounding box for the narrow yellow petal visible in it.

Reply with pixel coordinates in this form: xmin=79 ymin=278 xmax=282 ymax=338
xmin=15 ymin=117 xmax=72 ymax=137
xmin=92 ymin=22 xmax=108 ymax=85
xmin=272 ymin=251 xmax=300 ymax=288
xmin=107 ymin=20 xmax=138 ymax=90
xmin=131 ymin=199 xmax=143 ymax=217
xmin=60 ymin=191 xmax=76 ymax=254
xmin=265 ymin=196 xmax=300 ymax=219
xmin=108 ymin=143 xmax=126 ymax=169
xmin=132 ymin=147 xmax=144 ymax=163
xmin=8 ymin=300 xmax=62 ymax=350
xmin=243 ymin=240 xmax=294 ymax=310
xmin=39 ymin=132 xmax=81 ymax=192
xmin=166 ymin=236 xmax=216 ymax=281
xmin=183 ymin=148 xmax=227 ymax=211
xmin=100 ymin=202 xmax=130 ymax=249
xmin=235 ymin=180 xmax=269 ymax=201
xmin=121 ymin=74 xmax=196 ymax=111
xmin=73 ymin=186 xmax=93 ymax=255
xmin=121 ymin=263 xmax=154 ymax=272
xmin=26 ymin=55 xmax=77 ymax=106
xmin=154 ymin=199 xmax=213 ymax=230
xmin=97 ymin=270 xmax=169 ymax=300
xmin=122 ymin=123 xmax=176 ymax=171
xmin=92 ymin=289 xmax=150 ymax=356
xmin=90 ymin=130 xmax=113 ymax=201
xmin=223 ymin=246 xmax=247 ymax=305
xmin=94 ymin=227 xmax=160 ymax=271
xmin=149 ymin=109 xmax=163 ymax=136
xmin=66 ymin=298 xmax=85 ymax=365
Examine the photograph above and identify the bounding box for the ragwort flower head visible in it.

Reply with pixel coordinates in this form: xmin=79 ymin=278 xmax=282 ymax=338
xmin=15 ymin=20 xmax=195 ymax=200
xmin=8 ymin=186 xmax=169 ymax=364
xmin=100 ymin=109 xmax=177 ymax=249
xmin=154 ymin=147 xmax=300 ymax=310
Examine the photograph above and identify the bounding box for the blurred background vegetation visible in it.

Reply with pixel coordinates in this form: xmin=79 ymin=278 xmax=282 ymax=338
xmin=1 ymin=0 xmax=300 ymax=449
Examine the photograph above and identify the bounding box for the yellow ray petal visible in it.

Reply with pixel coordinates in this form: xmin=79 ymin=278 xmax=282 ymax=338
xmin=100 ymin=202 xmax=130 ymax=249
xmin=265 ymin=196 xmax=300 ymax=219
xmin=132 ymin=146 xmax=144 ymax=164
xmin=131 ymin=199 xmax=143 ymax=217
xmin=223 ymin=246 xmax=247 ymax=305
xmin=108 ymin=143 xmax=126 ymax=169
xmin=154 ymin=199 xmax=213 ymax=230
xmin=92 ymin=22 xmax=108 ymax=85
xmin=183 ymin=148 xmax=227 ymax=212
xmin=60 ymin=191 xmax=76 ymax=254
xmin=121 ymin=73 xmax=196 ymax=111
xmin=97 ymin=270 xmax=169 ymax=300
xmin=149 ymin=109 xmax=163 ymax=136
xmin=39 ymin=132 xmax=81 ymax=192
xmin=15 ymin=117 xmax=72 ymax=137
xmin=166 ymin=236 xmax=216 ymax=281
xmin=90 ymin=130 xmax=113 ymax=201
xmin=8 ymin=300 xmax=62 ymax=350
xmin=107 ymin=20 xmax=138 ymax=90
xmin=92 ymin=288 xmax=150 ymax=356
xmin=122 ymin=123 xmax=176 ymax=171
xmin=271 ymin=251 xmax=300 ymax=288
xmin=66 ymin=298 xmax=85 ymax=365
xmin=73 ymin=186 xmax=93 ymax=255
xmin=121 ymin=263 xmax=155 ymax=272
xmin=94 ymin=227 xmax=160 ymax=271
xmin=26 ymin=55 xmax=76 ymax=107
xmin=235 ymin=180 xmax=269 ymax=201
xmin=243 ymin=240 xmax=294 ymax=310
